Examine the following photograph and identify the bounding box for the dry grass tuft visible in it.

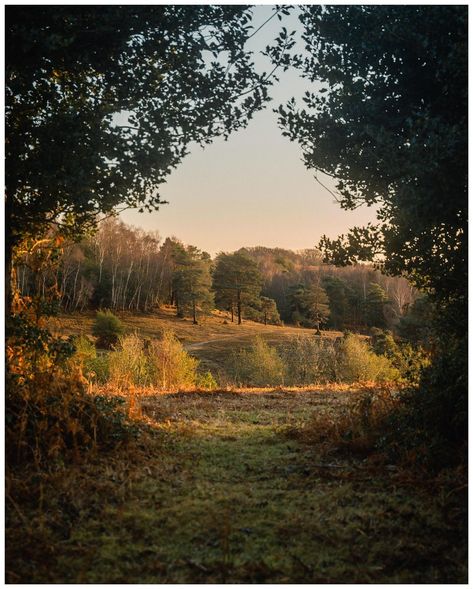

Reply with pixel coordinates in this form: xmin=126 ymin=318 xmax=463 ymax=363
xmin=287 ymin=386 xmax=401 ymax=458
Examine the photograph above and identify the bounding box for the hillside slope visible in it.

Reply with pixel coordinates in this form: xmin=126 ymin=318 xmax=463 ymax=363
xmin=49 ymin=308 xmax=346 ymax=373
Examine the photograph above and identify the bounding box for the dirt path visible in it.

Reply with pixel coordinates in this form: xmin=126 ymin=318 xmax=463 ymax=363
xmin=184 ymin=336 xmax=237 ymax=351
xmin=7 ymin=389 xmax=467 ymax=583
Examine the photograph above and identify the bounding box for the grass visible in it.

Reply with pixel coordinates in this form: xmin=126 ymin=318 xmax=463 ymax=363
xmin=48 ymin=308 xmax=344 ymax=368
xmin=6 ymin=387 xmax=467 ymax=583
xmin=49 ymin=307 xmax=344 ymax=343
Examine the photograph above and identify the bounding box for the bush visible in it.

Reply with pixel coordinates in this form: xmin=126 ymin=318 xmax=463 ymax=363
xmin=225 ymin=334 xmax=399 ymax=387
xmin=196 ymin=371 xmax=218 ymax=390
xmin=86 ymin=354 xmax=110 ymax=384
xmin=227 ymin=336 xmax=286 ymax=387
xmin=370 ymin=328 xmax=430 ymax=384
xmin=280 ymin=336 xmax=338 ymax=385
xmin=336 ymin=333 xmax=399 ymax=383
xmin=72 ymin=335 xmax=110 ymax=383
xmin=6 ymin=316 xmax=133 ymax=467
xmin=73 ymin=334 xmax=96 ymax=362
xmin=378 ymin=334 xmax=467 ymax=470
xmin=147 ymin=330 xmax=199 ymax=390
xmin=92 ymin=310 xmax=124 ymax=349
xmin=106 ymin=330 xmax=204 ymax=391
xmin=370 ymin=328 xmax=399 ymax=357
xmin=294 ymin=388 xmax=400 ymax=457
xmin=108 ymin=333 xmax=150 ymax=387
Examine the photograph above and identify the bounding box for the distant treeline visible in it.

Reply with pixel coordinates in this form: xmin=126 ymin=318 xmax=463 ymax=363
xmin=16 ymin=218 xmax=423 ymax=334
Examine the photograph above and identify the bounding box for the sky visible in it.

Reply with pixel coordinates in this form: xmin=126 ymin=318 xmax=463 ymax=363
xmin=121 ymin=6 xmax=378 ymax=256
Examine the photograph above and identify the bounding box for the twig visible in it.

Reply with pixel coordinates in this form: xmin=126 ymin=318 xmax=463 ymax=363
xmin=186 ymin=559 xmax=210 ymax=573
xmin=314 ymin=172 xmax=342 ymax=204
xmin=6 ymin=493 xmax=33 ymax=534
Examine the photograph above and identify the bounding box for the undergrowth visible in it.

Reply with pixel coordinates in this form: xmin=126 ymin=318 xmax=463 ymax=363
xmin=6 ymin=313 xmax=136 ymax=469
xmin=226 ymin=333 xmax=400 ymax=387
xmin=6 ymin=238 xmax=139 ymax=469
xmin=104 ymin=331 xmax=217 ymax=391
xmin=287 ymin=387 xmax=401 ymax=460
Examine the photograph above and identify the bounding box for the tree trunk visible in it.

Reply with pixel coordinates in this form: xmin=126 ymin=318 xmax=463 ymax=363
xmin=192 ymin=300 xmax=197 ymax=325
xmin=5 ymin=237 xmax=14 ymax=327
xmin=237 ymin=290 xmax=242 ymax=325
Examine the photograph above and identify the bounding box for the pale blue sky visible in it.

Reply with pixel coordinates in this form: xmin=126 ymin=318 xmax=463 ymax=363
xmin=121 ymin=6 xmax=378 ymax=255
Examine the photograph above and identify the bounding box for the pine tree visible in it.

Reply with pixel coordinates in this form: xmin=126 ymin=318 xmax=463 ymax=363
xmin=172 ymin=246 xmax=213 ymax=324
xmin=212 ymin=253 xmax=262 ymax=325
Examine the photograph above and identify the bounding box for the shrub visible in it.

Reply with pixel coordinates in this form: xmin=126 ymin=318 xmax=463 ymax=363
xmin=370 ymin=328 xmax=430 ymax=384
xmin=86 ymin=353 xmax=110 ymax=384
xmin=370 ymin=328 xmax=399 ymax=357
xmin=147 ymin=330 xmax=199 ymax=390
xmin=336 ymin=333 xmax=399 ymax=383
xmin=227 ymin=336 xmax=286 ymax=387
xmin=196 ymin=371 xmax=218 ymax=390
xmin=92 ymin=310 xmax=124 ymax=349
xmin=293 ymin=388 xmax=400 ymax=457
xmin=99 ymin=330 xmax=211 ymax=392
xmin=280 ymin=336 xmax=338 ymax=385
xmin=378 ymin=333 xmax=467 ymax=470
xmin=72 ymin=335 xmax=110 ymax=383
xmin=6 ymin=315 xmax=133 ymax=467
xmin=108 ymin=334 xmax=150 ymax=387
xmin=73 ymin=334 xmax=96 ymax=362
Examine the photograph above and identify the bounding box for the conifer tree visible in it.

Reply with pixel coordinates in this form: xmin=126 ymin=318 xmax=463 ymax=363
xmin=212 ymin=252 xmax=263 ymax=325
xmin=172 ymin=246 xmax=213 ymax=324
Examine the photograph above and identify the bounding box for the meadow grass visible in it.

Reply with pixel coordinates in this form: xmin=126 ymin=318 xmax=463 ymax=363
xmin=6 ymin=387 xmax=467 ymax=583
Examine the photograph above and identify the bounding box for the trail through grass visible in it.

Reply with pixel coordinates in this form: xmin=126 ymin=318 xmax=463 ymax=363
xmin=6 ymin=389 xmax=467 ymax=583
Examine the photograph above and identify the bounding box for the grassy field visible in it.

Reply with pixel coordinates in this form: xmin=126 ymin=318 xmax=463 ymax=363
xmin=6 ymin=387 xmax=467 ymax=583
xmin=48 ymin=308 xmax=346 ymax=374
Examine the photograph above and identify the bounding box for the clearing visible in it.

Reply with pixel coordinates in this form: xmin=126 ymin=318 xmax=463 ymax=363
xmin=48 ymin=308 xmax=345 ymax=375
xmin=6 ymin=387 xmax=467 ymax=583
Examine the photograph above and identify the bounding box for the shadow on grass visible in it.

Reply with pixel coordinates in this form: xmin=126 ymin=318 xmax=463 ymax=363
xmin=6 ymin=387 xmax=467 ymax=584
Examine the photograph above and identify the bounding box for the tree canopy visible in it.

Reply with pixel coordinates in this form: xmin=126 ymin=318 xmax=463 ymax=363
xmin=277 ymin=6 xmax=467 ymax=309
xmin=172 ymin=246 xmax=213 ymax=323
xmin=6 ymin=5 xmax=272 ymax=254
xmin=275 ymin=4 xmax=467 ymax=457
xmin=212 ymin=252 xmax=263 ymax=325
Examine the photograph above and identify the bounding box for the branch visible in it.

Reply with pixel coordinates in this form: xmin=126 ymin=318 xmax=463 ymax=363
xmin=224 ymin=7 xmax=286 ymax=79
xmin=116 ymin=125 xmax=140 ymax=131
xmin=313 ymin=171 xmax=342 ymax=204
xmin=246 ymin=7 xmax=282 ymax=42
xmin=230 ymin=36 xmax=292 ymax=102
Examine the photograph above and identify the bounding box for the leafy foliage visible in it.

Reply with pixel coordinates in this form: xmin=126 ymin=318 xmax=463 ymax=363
xmin=227 ymin=334 xmax=398 ymax=387
xmin=336 ymin=334 xmax=399 ymax=384
xmin=6 ymin=314 xmax=132 ymax=468
xmin=280 ymin=336 xmax=338 ymax=385
xmin=286 ymin=282 xmax=330 ymax=330
xmin=397 ymin=295 xmax=435 ymax=348
xmin=73 ymin=335 xmax=110 ymax=384
xmin=277 ymin=6 xmax=467 ymax=306
xmin=276 ymin=5 xmax=467 ymax=466
xmin=172 ymin=245 xmax=213 ymax=323
xmin=105 ymin=331 xmax=207 ymax=391
xmin=92 ymin=310 xmax=125 ymax=349
xmin=6 ymin=6 xmax=272 ymax=258
xmin=147 ymin=331 xmax=200 ymax=390
xmin=227 ymin=337 xmax=286 ymax=387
